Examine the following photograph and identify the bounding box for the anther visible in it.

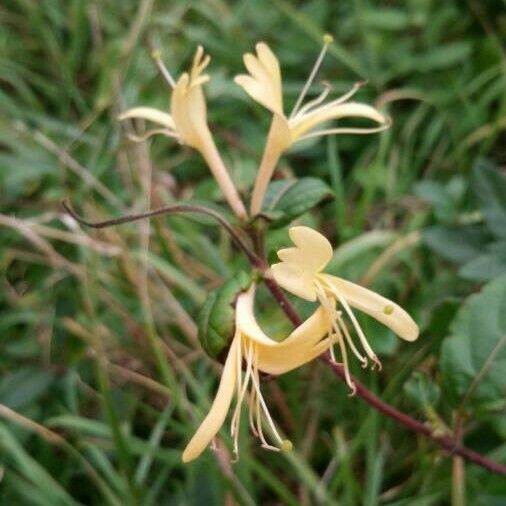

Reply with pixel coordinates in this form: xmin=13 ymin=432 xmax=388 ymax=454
xmin=323 ymin=34 xmax=334 ymax=45
xmin=151 ymin=49 xmax=176 ymax=88
xmin=383 ymin=304 xmax=394 ymax=315
xmin=347 ymin=383 xmax=357 ymax=397
xmin=281 ymin=440 xmax=293 ymax=453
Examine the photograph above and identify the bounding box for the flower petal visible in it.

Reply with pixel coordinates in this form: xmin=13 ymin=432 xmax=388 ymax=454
xmin=171 ymin=72 xmax=211 ymax=150
xmin=234 ymin=43 xmax=284 ymax=115
xmin=271 ymin=262 xmax=316 ymax=301
xmin=256 ymin=307 xmax=329 ymax=374
xmin=326 ymin=274 xmax=419 ymax=341
xmin=287 ymin=226 xmax=333 ymax=273
xmin=235 ymin=285 xmax=277 ymax=346
xmin=290 ymin=102 xmax=387 ymax=142
xmin=118 ymin=107 xmax=176 ymax=130
xmin=182 ymin=338 xmax=238 ymax=463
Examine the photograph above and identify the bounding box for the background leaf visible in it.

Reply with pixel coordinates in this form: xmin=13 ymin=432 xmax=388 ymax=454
xmin=261 ymin=177 xmax=332 ymax=228
xmin=440 ymin=275 xmax=506 ymax=408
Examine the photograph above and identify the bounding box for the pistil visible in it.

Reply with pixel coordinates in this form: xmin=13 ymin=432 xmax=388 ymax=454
xmin=289 ymin=34 xmax=334 ymax=119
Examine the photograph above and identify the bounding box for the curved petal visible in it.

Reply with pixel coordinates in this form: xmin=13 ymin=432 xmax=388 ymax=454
xmin=277 ymin=306 xmax=327 ymax=348
xmin=290 ymin=102 xmax=387 ymax=143
xmin=257 ymin=314 xmax=333 ymax=375
xmin=182 ymin=338 xmax=238 ymax=463
xmin=256 ymin=43 xmax=282 ymax=108
xmin=326 ymin=274 xmax=419 ymax=341
xmin=282 ymin=226 xmax=333 ymax=273
xmin=235 ymin=285 xmax=277 ymax=346
xmin=270 ymin=262 xmax=316 ymax=301
xmin=234 ymin=43 xmax=284 ymax=115
xmin=256 ymin=307 xmax=329 ymax=374
xmin=118 ymin=107 xmax=176 ymax=130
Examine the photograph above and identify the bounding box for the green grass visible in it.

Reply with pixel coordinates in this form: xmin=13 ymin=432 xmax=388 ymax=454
xmin=1 ymin=0 xmax=506 ymax=504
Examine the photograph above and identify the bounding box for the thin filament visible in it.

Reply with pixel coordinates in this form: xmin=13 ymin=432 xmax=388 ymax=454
xmin=251 ymin=347 xmax=283 ymax=450
xmin=294 ymin=81 xmax=332 ymax=117
xmin=321 ymin=80 xmax=367 ymax=109
xmin=151 ymin=50 xmax=176 ymax=88
xmin=289 ymin=37 xmax=333 ymax=119
xmin=334 ymin=307 xmax=368 ymax=367
xmin=231 ymin=340 xmax=254 ymax=457
xmin=326 ymin=283 xmax=379 ymax=365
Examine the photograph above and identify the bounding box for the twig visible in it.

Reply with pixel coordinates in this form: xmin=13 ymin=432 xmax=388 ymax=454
xmin=61 ymin=200 xmax=261 ymax=267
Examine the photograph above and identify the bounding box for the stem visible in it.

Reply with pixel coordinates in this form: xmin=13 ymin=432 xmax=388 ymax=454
xmin=259 ymin=269 xmax=506 ymax=477
xmin=61 ymin=200 xmax=260 ymax=266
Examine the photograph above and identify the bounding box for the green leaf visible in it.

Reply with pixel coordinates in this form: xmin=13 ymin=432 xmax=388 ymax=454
xmin=459 ymin=241 xmax=506 ymax=281
xmin=423 ymin=224 xmax=490 ymax=265
xmin=472 ymin=160 xmax=506 ymax=239
xmin=440 ymin=275 xmax=506 ymax=408
xmin=415 ymin=177 xmax=465 ymax=222
xmin=404 ymin=372 xmax=441 ymax=410
xmin=261 ymin=178 xmax=332 ymax=228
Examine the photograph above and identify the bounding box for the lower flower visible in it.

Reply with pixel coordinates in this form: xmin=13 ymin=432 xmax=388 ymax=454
xmin=183 ymin=284 xmax=330 ymax=463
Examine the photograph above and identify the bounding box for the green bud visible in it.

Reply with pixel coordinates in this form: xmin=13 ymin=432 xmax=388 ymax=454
xmin=197 ymin=272 xmax=253 ymax=361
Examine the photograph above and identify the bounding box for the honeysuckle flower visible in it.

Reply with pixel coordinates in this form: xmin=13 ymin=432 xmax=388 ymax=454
xmin=235 ymin=36 xmax=390 ymax=215
xmin=271 ymin=226 xmax=419 ymax=393
xmin=119 ymin=46 xmax=247 ymax=219
xmin=183 ymin=283 xmax=333 ymax=463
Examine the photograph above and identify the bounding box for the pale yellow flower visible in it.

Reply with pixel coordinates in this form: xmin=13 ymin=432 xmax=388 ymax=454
xmin=235 ymin=37 xmax=390 ymax=215
xmin=271 ymin=226 xmax=419 ymax=392
xmin=119 ymin=46 xmax=247 ymax=219
xmin=182 ymin=284 xmax=333 ymax=463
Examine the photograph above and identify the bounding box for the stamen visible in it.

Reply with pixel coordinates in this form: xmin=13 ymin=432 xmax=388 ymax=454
xmin=248 ymin=386 xmax=258 ymax=436
xmin=230 ymin=340 xmax=254 ymax=459
xmin=252 ymin=348 xmax=271 ymax=448
xmin=335 ymin=325 xmax=356 ymax=395
xmin=328 ymin=285 xmax=378 ymax=363
xmin=230 ymin=332 xmax=244 ymax=459
xmin=289 ymin=33 xmax=334 ymax=119
xmin=315 ymin=283 xmax=339 ymax=362
xmin=322 ymin=80 xmax=368 ymax=109
xmin=293 ymin=81 xmax=332 ymax=117
xmin=334 ymin=308 xmax=368 ymax=368
xmin=251 ymin=346 xmax=284 ymax=448
xmin=151 ymin=49 xmax=176 ymax=88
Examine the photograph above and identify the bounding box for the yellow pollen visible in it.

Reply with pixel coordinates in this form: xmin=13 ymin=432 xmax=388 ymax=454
xmin=323 ymin=34 xmax=334 ymax=45
xmin=383 ymin=304 xmax=394 ymax=315
xmin=281 ymin=439 xmax=293 ymax=452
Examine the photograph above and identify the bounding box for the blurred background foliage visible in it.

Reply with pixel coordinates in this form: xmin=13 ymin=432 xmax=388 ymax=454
xmin=1 ymin=0 xmax=505 ymax=504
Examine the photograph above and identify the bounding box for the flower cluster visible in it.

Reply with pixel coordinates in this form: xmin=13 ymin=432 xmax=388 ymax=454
xmin=119 ymin=37 xmax=418 ymax=463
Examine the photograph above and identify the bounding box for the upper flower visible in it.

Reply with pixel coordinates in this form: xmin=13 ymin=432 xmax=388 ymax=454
xmin=182 ymin=283 xmax=332 ymax=463
xmin=119 ymin=46 xmax=247 ymax=218
xmin=234 ymin=39 xmax=389 ymax=154
xmin=235 ymin=37 xmax=390 ymax=215
xmin=271 ymin=227 xmax=419 ymax=391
